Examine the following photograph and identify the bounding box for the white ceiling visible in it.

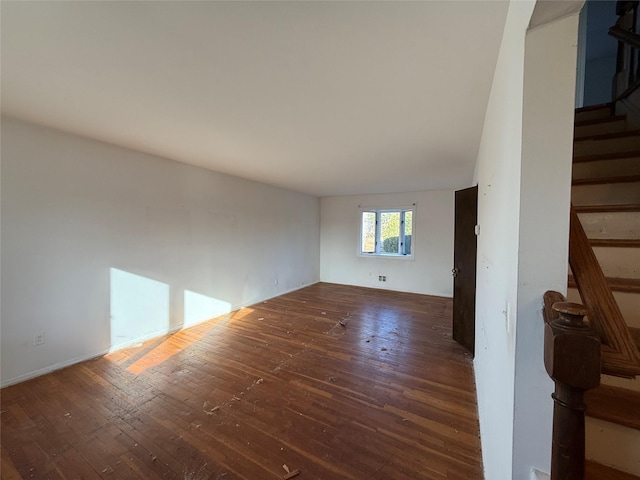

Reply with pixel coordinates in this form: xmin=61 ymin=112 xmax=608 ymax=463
xmin=1 ymin=1 xmax=509 ymax=197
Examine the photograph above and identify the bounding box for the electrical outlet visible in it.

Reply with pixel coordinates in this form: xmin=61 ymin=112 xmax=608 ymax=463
xmin=378 ymin=275 xmax=387 ymax=282
xmin=34 ymin=332 xmax=45 ymax=346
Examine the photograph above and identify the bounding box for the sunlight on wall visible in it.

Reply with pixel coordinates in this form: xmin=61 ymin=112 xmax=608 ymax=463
xmin=183 ymin=290 xmax=232 ymax=327
xmin=110 ymin=268 xmax=170 ymax=351
xmin=108 ymin=275 xmax=237 ymax=373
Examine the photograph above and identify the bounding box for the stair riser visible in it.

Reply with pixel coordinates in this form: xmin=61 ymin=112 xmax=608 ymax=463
xmin=578 ymin=211 xmax=640 ymax=239
xmin=572 ymin=182 xmax=640 ymax=206
xmin=586 ymin=418 xmax=640 ymax=476
xmin=600 ymin=374 xmax=640 ymax=393
xmin=592 ymin=246 xmax=640 ymax=279
xmin=573 ymin=136 xmax=640 ymax=156
xmin=575 ymin=107 xmax=615 ymax=123
xmin=573 ymin=157 xmax=640 ymax=179
xmin=567 ymin=288 xmax=640 ymax=328
xmin=575 ymin=119 xmax=627 ymax=137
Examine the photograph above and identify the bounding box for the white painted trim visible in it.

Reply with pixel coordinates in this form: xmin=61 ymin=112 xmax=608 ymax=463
xmin=357 ymin=206 xmax=416 ymax=259
xmin=0 ymin=349 xmax=112 ymax=389
xmin=575 ymin=3 xmax=588 ymax=108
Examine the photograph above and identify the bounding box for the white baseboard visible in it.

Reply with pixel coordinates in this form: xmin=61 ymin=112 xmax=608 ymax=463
xmin=1 ymin=348 xmax=111 ymax=388
xmin=0 ymin=282 xmax=320 ymax=389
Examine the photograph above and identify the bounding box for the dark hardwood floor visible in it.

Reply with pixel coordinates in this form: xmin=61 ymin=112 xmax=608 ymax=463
xmin=1 ymin=283 xmax=482 ymax=479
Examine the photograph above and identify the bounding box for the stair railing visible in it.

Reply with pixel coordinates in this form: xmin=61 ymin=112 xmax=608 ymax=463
xmin=568 ymin=204 xmax=640 ymax=377
xmin=543 ymin=292 xmax=600 ymax=480
xmin=610 ymin=0 xmax=640 ymax=100
xmin=543 ymin=203 xmax=640 ymax=479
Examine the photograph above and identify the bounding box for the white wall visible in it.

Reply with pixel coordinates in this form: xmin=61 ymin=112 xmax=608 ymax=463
xmin=514 ymin=12 xmax=580 ymax=479
xmin=0 ymin=117 xmax=320 ymax=387
xmin=320 ymin=190 xmax=453 ymax=297
xmin=473 ymin=2 xmax=536 ymax=479
xmin=474 ymin=1 xmax=581 ymax=478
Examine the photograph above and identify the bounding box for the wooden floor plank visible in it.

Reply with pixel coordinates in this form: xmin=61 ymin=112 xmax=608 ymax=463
xmin=1 ymin=283 xmax=483 ymax=479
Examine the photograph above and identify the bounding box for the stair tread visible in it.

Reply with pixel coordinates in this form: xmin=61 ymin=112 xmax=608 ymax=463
xmin=576 ymin=102 xmax=615 ymax=114
xmin=573 ymin=174 xmax=640 ymax=185
xmin=574 ymin=128 xmax=640 ymax=142
xmin=585 ymin=460 xmax=640 ymax=480
xmin=585 ymin=385 xmax=640 ymax=430
xmin=589 ymin=239 xmax=640 ymax=248
xmin=568 ymin=274 xmax=640 ymax=293
xmin=575 ymin=115 xmax=626 ymax=127
xmin=574 ymin=149 xmax=640 ymax=163
xmin=575 ymin=204 xmax=640 ymax=213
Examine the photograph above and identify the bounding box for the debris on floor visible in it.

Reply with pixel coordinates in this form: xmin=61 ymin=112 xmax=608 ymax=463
xmin=381 ymin=348 xmax=387 ymax=351
xmin=329 ymin=377 xmax=336 ymax=382
xmin=283 ymin=467 xmax=301 ymax=479
xmin=203 ymin=401 xmax=221 ymax=415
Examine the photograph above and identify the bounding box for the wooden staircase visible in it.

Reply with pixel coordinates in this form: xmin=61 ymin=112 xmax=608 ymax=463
xmin=571 ymin=103 xmax=640 ymax=479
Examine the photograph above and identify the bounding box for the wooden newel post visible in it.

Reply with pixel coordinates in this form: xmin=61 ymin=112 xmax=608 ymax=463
xmin=544 ymin=302 xmax=601 ymax=480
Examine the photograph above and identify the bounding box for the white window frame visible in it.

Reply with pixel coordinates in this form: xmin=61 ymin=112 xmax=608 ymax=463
xmin=358 ymin=206 xmax=415 ymax=259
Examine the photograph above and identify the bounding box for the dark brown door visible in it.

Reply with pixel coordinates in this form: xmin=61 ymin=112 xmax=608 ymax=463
xmin=453 ymin=185 xmax=478 ymax=356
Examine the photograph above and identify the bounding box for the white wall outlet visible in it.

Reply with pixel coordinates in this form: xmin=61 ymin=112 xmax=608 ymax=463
xmin=34 ymin=332 xmax=45 ymax=346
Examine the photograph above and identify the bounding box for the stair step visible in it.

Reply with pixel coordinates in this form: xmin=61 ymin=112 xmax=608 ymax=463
xmin=573 ymin=156 xmax=640 ymax=180
xmin=573 ymin=134 xmax=640 ymax=157
xmin=591 ymin=246 xmax=640 ymax=279
xmin=589 ymin=239 xmax=640 ymax=248
xmin=585 ymin=385 xmax=640 ymax=431
xmin=574 ymin=129 xmax=640 ymax=142
xmin=575 ymin=114 xmax=627 ymax=127
xmin=575 ymin=204 xmax=640 ymax=213
xmin=575 ymin=117 xmax=628 ymax=137
xmin=578 ymin=210 xmax=640 ymax=240
xmin=568 ymin=275 xmax=640 ymax=293
xmin=572 ymin=183 xmax=640 ymax=206
xmin=575 ymin=104 xmax=616 ymax=123
xmin=573 ymin=174 xmax=640 ymax=186
xmin=574 ymin=149 xmax=640 ymax=164
xmin=586 ymin=417 xmax=640 ymax=477
xmin=585 ymin=460 xmax=640 ymax=480
xmin=576 ymin=102 xmax=614 ymax=114
xmin=576 ymin=102 xmax=614 ymax=110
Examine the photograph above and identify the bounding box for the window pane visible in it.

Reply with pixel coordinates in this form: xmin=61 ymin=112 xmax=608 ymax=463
xmin=361 ymin=212 xmax=376 ymax=253
xmin=403 ymin=210 xmax=412 ymax=255
xmin=380 ymin=211 xmax=400 ymax=253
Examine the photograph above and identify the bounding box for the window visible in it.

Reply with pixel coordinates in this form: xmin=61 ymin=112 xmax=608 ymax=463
xmin=360 ymin=207 xmax=414 ymax=257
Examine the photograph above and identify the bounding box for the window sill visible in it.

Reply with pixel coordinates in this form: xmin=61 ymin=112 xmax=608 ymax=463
xmin=358 ymin=253 xmax=415 ymax=260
